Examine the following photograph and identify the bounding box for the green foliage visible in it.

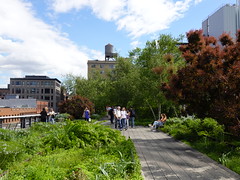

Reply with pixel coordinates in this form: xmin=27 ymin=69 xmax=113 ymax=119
xmin=54 ymin=113 xmax=73 ymax=122
xmin=1 ymin=121 xmax=142 ymax=179
xmin=58 ymin=95 xmax=94 ymax=119
xmin=161 ymin=117 xmax=240 ymax=174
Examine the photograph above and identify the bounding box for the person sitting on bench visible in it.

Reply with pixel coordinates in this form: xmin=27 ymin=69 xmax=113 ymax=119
xmin=151 ymin=113 xmax=167 ymax=131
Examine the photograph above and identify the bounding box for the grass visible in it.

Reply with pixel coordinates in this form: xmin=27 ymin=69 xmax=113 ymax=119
xmin=0 ymin=119 xmax=143 ymax=180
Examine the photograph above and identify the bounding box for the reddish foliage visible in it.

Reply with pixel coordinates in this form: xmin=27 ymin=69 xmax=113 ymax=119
xmin=164 ymin=30 xmax=240 ymax=132
xmin=58 ymin=95 xmax=94 ymax=119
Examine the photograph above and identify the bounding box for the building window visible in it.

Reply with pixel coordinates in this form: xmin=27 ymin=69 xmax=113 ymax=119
xmin=56 ymin=90 xmax=60 ymax=95
xmin=45 ymin=88 xmax=50 ymax=94
xmin=31 ymin=88 xmax=36 ymax=94
xmin=109 ymin=64 xmax=115 ymax=68
xmin=36 ymin=89 xmax=39 ymax=93
xmin=22 ymin=89 xmax=25 ymax=93
xmin=16 ymin=88 xmax=21 ymax=93
xmin=91 ymin=64 xmax=96 ymax=68
xmin=30 ymin=81 xmax=37 ymax=85
xmin=100 ymin=71 xmax=105 ymax=74
xmin=45 ymin=96 xmax=50 ymax=100
xmin=51 ymin=96 xmax=53 ymax=100
xmin=12 ymin=89 xmax=14 ymax=93
xmin=15 ymin=81 xmax=22 ymax=85
xmin=100 ymin=64 xmax=104 ymax=68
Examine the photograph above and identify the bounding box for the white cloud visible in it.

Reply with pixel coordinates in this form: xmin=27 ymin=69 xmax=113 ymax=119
xmin=0 ymin=0 xmax=101 ymax=87
xmin=130 ymin=40 xmax=141 ymax=49
xmin=50 ymin=0 xmax=196 ymax=38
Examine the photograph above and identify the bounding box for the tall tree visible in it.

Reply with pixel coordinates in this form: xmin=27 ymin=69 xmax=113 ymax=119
xmin=164 ymin=30 xmax=240 ymax=131
xmin=129 ymin=34 xmax=184 ymax=119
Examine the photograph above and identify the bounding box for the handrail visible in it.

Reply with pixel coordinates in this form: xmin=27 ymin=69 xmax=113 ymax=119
xmin=0 ymin=114 xmax=41 ymax=120
xmin=0 ymin=114 xmax=41 ymax=129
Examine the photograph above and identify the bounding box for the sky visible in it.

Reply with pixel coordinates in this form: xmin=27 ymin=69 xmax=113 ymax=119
xmin=0 ymin=0 xmax=237 ymax=88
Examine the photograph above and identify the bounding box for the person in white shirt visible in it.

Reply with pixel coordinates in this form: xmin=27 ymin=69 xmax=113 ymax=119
xmin=114 ymin=106 xmax=121 ymax=129
xmin=121 ymin=107 xmax=128 ymax=131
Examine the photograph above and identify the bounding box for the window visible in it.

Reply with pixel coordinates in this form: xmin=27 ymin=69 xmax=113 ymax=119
xmin=30 ymin=81 xmax=37 ymax=85
xmin=100 ymin=71 xmax=105 ymax=74
xmin=11 ymin=81 xmax=14 ymax=85
xmin=36 ymin=89 xmax=39 ymax=93
xmin=15 ymin=81 xmax=22 ymax=85
xmin=51 ymin=96 xmax=53 ymax=100
xmin=45 ymin=88 xmax=50 ymax=94
xmin=109 ymin=64 xmax=115 ymax=69
xmin=100 ymin=64 xmax=104 ymax=68
xmin=31 ymin=88 xmax=36 ymax=94
xmin=45 ymin=96 xmax=50 ymax=100
xmin=91 ymin=64 xmax=96 ymax=68
xmin=16 ymin=88 xmax=21 ymax=93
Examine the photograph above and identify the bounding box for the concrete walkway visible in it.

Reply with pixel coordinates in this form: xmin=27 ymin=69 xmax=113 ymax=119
xmin=102 ymin=120 xmax=240 ymax=180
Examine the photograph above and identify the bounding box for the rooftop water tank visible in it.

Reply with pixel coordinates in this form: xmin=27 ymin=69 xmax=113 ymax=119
xmin=105 ymin=43 xmax=113 ymax=56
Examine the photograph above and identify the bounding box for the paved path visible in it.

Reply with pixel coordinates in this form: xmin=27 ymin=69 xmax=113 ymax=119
xmin=102 ymin=120 xmax=240 ymax=180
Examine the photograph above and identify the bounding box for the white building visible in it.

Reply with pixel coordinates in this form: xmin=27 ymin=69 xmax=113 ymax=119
xmin=202 ymin=3 xmax=240 ymax=39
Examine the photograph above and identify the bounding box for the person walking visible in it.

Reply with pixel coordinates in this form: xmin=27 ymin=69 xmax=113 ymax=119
xmin=108 ymin=106 xmax=114 ymax=124
xmin=129 ymin=107 xmax=136 ymax=128
xmin=40 ymin=108 xmax=48 ymax=122
xmin=121 ymin=107 xmax=128 ymax=131
xmin=83 ymin=107 xmax=91 ymax=122
xmin=114 ymin=106 xmax=121 ymax=129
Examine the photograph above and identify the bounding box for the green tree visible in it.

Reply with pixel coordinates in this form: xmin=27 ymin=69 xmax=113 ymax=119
xmin=129 ymin=34 xmax=184 ymax=120
xmin=107 ymin=57 xmax=140 ymax=108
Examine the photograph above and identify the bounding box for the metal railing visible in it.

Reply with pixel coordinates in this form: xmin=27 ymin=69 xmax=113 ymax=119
xmin=0 ymin=114 xmax=41 ymax=129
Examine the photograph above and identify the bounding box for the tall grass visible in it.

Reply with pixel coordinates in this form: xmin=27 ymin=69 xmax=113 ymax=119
xmin=0 ymin=119 xmax=143 ymax=179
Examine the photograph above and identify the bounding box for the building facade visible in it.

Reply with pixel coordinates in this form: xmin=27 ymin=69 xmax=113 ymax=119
xmin=0 ymin=87 xmax=10 ymax=99
xmin=202 ymin=4 xmax=240 ymax=39
xmin=88 ymin=44 xmax=118 ymax=79
xmin=87 ymin=60 xmax=116 ymax=79
xmin=9 ymin=75 xmax=61 ymax=111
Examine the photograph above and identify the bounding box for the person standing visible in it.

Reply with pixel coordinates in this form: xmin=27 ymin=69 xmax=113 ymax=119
xmin=48 ymin=108 xmax=55 ymax=124
xmin=108 ymin=106 xmax=114 ymax=124
xmin=114 ymin=106 xmax=121 ymax=129
xmin=84 ymin=107 xmax=90 ymax=122
xmin=40 ymin=108 xmax=48 ymax=122
xmin=121 ymin=107 xmax=128 ymax=131
xmin=129 ymin=107 xmax=136 ymax=128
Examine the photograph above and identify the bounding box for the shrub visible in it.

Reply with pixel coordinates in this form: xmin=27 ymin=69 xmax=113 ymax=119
xmin=58 ymin=95 xmax=95 ymax=119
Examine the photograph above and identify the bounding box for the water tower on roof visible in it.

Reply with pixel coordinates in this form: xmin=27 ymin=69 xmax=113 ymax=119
xmin=105 ymin=43 xmax=118 ymax=61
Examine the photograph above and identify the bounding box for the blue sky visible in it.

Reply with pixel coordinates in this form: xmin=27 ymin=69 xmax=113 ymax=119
xmin=0 ymin=0 xmax=237 ymax=87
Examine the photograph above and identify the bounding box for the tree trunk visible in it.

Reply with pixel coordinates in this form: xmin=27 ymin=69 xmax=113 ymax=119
xmin=146 ymin=100 xmax=156 ymax=121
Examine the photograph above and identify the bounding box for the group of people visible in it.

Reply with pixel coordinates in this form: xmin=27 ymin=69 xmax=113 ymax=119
xmin=40 ymin=107 xmax=55 ymax=123
xmin=108 ymin=106 xmax=136 ymax=131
